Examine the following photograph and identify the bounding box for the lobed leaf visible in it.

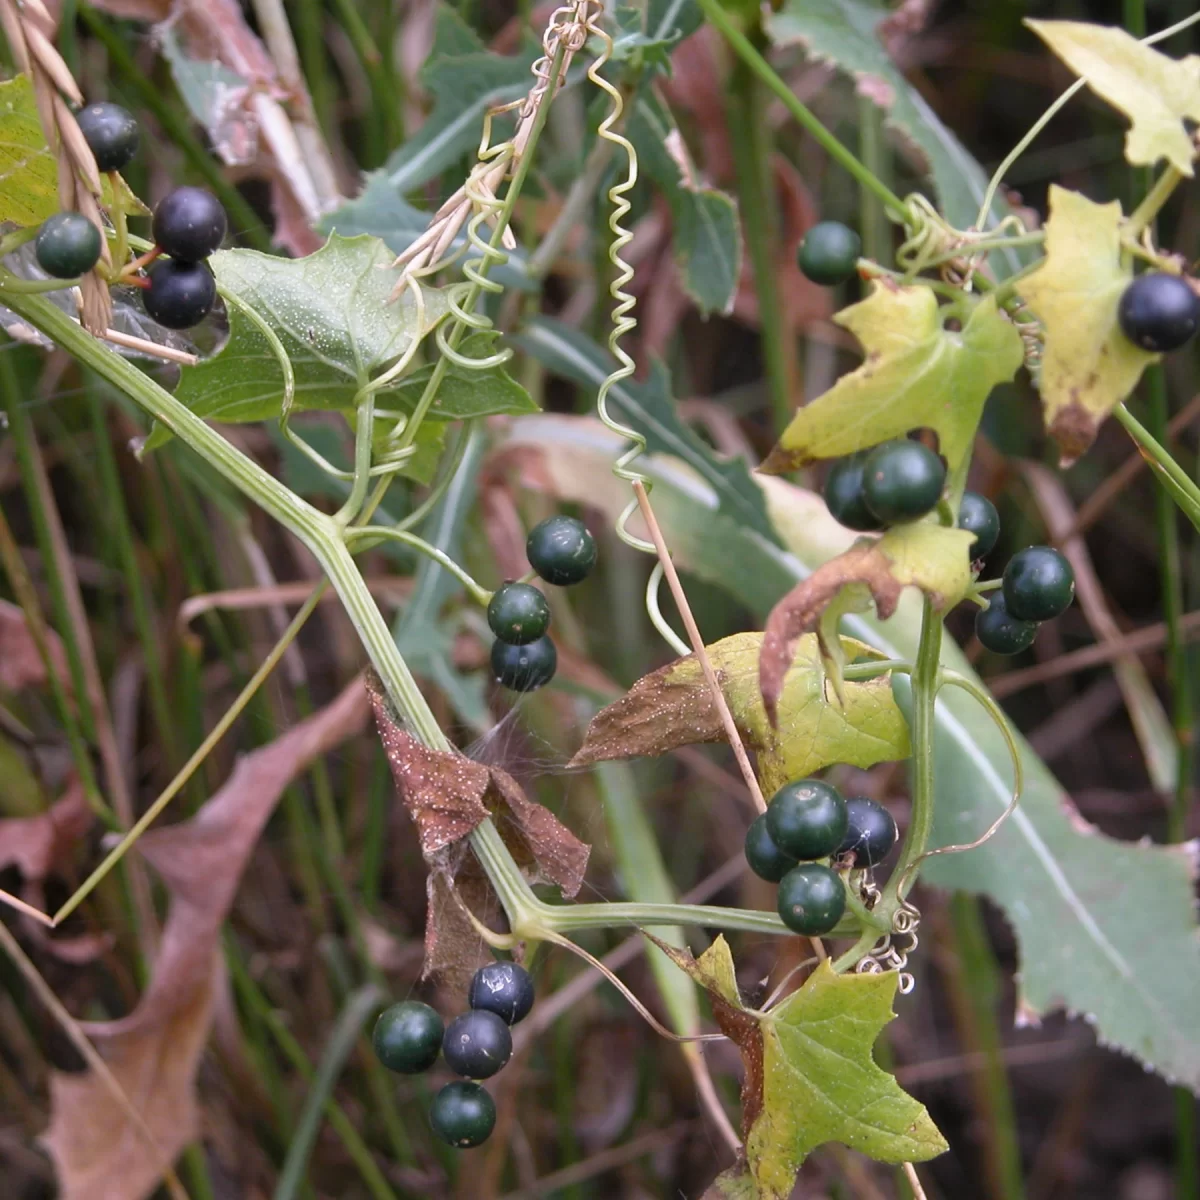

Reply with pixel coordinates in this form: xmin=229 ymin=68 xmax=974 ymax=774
xmin=571 ymin=631 xmax=909 ymax=795
xmin=1015 ymin=186 xmax=1156 ymax=463
xmin=1028 ymin=20 xmax=1200 ymax=177
xmin=759 ymin=286 xmax=1024 ymax=478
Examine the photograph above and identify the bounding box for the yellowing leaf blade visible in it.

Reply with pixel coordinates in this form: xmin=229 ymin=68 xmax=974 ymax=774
xmin=1027 ymin=20 xmax=1200 ymax=175
xmin=760 ymin=287 xmax=1023 ymax=475
xmin=1016 ymin=185 xmax=1157 ymax=462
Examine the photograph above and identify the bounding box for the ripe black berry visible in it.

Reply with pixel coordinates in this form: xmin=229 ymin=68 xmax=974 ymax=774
xmin=487 ymin=583 xmax=550 ymax=645
xmin=442 ymin=1009 xmax=513 ymax=1079
xmin=430 ymin=1081 xmax=496 ymax=1148
xmin=777 ymin=863 xmax=846 ymax=936
xmin=744 ymin=813 xmax=799 ymax=882
xmin=75 ymin=102 xmax=139 ymax=173
xmin=862 ymin=440 xmax=946 ymax=525
xmin=797 ymin=221 xmax=862 ymax=286
xmin=1118 ymin=272 xmax=1199 ymax=353
xmin=35 ymin=212 xmax=101 ymax=279
xmin=490 ymin=636 xmax=556 ymax=692
xmin=823 ymin=455 xmax=884 ymax=532
xmin=152 ymin=187 xmax=227 ymax=263
xmin=765 ymin=779 xmax=848 ymax=862
xmin=371 ymin=1001 xmax=443 ymax=1074
xmin=142 ymin=259 xmax=216 ymax=329
xmin=468 ymin=962 xmax=535 ymax=1025
xmin=526 ymin=516 xmax=597 ymax=586
xmin=837 ymin=797 xmax=898 ymax=868
xmin=957 ymin=492 xmax=1000 ymax=559
xmin=975 ymin=591 xmax=1037 ymax=656
xmin=1002 ymin=546 xmax=1075 ymax=622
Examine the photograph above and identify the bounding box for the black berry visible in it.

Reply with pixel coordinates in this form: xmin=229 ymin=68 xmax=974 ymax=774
xmin=142 ymin=259 xmax=216 ymax=329
xmin=957 ymin=492 xmax=1000 ymax=559
xmin=823 ymin=455 xmax=884 ymax=532
xmin=75 ymin=102 xmax=139 ymax=173
xmin=1002 ymin=546 xmax=1075 ymax=622
xmin=468 ymin=961 xmax=535 ymax=1025
xmin=430 ymin=1081 xmax=496 ymax=1148
xmin=487 ymin=583 xmax=551 ymax=646
xmin=797 ymin=221 xmax=862 ymax=286
xmin=526 ymin=516 xmax=597 ymax=586
xmin=777 ymin=863 xmax=846 ymax=936
xmin=371 ymin=1001 xmax=443 ymax=1074
xmin=744 ymin=813 xmax=799 ymax=882
xmin=862 ymin=440 xmax=946 ymax=525
xmin=1118 ymin=272 xmax=1200 ymax=353
xmin=442 ymin=1009 xmax=513 ymax=1079
xmin=490 ymin=636 xmax=556 ymax=692
xmin=765 ymin=779 xmax=848 ymax=862
xmin=152 ymin=187 xmax=227 ymax=263
xmin=975 ymin=591 xmax=1038 ymax=656
xmin=837 ymin=797 xmax=898 ymax=868
xmin=35 ymin=212 xmax=101 ymax=278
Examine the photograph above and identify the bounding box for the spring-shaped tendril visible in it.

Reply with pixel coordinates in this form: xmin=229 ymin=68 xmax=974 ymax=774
xmin=584 ymin=8 xmax=655 ymax=554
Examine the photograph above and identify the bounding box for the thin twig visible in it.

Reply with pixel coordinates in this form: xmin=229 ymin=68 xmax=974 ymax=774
xmin=101 ymin=328 xmax=199 ymax=365
xmin=903 ymin=1162 xmax=929 ymax=1200
xmin=632 ymin=481 xmax=768 ymax=813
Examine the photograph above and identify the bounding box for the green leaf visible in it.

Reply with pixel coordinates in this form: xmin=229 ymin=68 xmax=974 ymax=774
xmin=498 ymin=413 xmax=1200 ymax=1092
xmin=0 ymin=75 xmax=144 ymax=225
xmin=365 ymin=412 xmax=447 ymax=487
xmin=662 ymin=938 xmax=944 ymax=1190
xmin=383 ymin=6 xmax=539 ymax=194
xmin=513 ymin=317 xmax=779 ymax=543
xmin=611 ymin=0 xmax=702 ymax=70
xmin=388 ymin=332 xmax=538 ymax=419
xmin=1016 ymin=186 xmax=1156 ymax=464
xmin=628 ymin=91 xmax=742 ymax=314
xmin=320 ymin=172 xmax=533 ymax=291
xmin=764 ymin=0 xmax=1032 ymax=277
xmin=760 ymin=286 xmax=1024 ymax=478
xmin=1028 ymin=20 xmax=1200 ymax=176
xmin=571 ymin=631 xmax=910 ymax=794
xmin=146 ymin=234 xmax=454 ymax=447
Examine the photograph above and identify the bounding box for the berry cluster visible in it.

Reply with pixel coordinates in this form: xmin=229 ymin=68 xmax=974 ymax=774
xmin=823 ymin=438 xmax=947 ymax=532
xmin=745 ymin=779 xmax=898 ymax=936
xmin=372 ymin=961 xmax=535 ymax=1149
xmin=976 ymin=545 xmax=1074 ymax=655
xmin=489 ymin=515 xmax=597 ymax=693
xmin=33 ymin=101 xmax=228 ymax=331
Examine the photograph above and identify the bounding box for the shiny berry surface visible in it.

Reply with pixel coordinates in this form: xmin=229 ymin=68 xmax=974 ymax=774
xmin=75 ymin=102 xmax=139 ymax=172
xmin=487 ymin=583 xmax=551 ymax=645
xmin=823 ymin=456 xmax=884 ymax=532
xmin=35 ymin=213 xmax=101 ymax=279
xmin=1118 ymin=272 xmax=1199 ymax=353
xmin=777 ymin=863 xmax=846 ymax=936
xmin=1002 ymin=546 xmax=1075 ymax=622
xmin=862 ymin=440 xmax=946 ymax=525
xmin=765 ymin=779 xmax=848 ymax=862
xmin=490 ymin=635 xmax=556 ymax=692
xmin=429 ymin=1081 xmax=496 ymax=1148
xmin=442 ymin=1009 xmax=513 ymax=1079
xmin=142 ymin=259 xmax=216 ymax=329
xmin=526 ymin=516 xmax=597 ymax=586
xmin=152 ymin=187 xmax=227 ymax=263
xmin=975 ymin=591 xmax=1038 ymax=656
xmin=468 ymin=962 xmax=535 ymax=1025
xmin=957 ymin=492 xmax=1000 ymax=559
xmin=371 ymin=1001 xmax=443 ymax=1074
xmin=744 ymin=813 xmax=799 ymax=883
xmin=837 ymin=797 xmax=898 ymax=868
xmin=797 ymin=221 xmax=862 ymax=286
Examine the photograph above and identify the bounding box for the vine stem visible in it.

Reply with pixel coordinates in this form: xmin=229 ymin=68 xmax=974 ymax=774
xmin=695 ymin=0 xmax=912 ymax=226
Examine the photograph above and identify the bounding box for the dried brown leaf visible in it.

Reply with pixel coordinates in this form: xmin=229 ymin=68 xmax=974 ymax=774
xmin=42 ymin=680 xmax=369 ymax=1200
xmin=423 ymin=848 xmax=495 ymax=992
xmin=0 ymin=778 xmax=91 ymax=880
xmin=0 ymin=595 xmax=67 ymax=691
xmin=487 ymin=767 xmax=589 ymax=897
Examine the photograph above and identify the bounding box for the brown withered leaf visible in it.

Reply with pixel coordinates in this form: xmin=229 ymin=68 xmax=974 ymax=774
xmin=43 ymin=680 xmax=369 ymax=1200
xmin=0 ymin=598 xmax=68 ymax=692
xmin=570 ymin=632 xmax=909 ymax=796
xmin=0 ymin=778 xmax=91 ymax=881
xmin=760 ymin=524 xmax=973 ymax=725
xmin=423 ymin=848 xmax=496 ymax=992
xmin=367 ymin=673 xmax=490 ymax=853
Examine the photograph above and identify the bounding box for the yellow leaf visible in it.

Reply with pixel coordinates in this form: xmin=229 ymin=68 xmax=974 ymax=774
xmin=1028 ymin=20 xmax=1200 ymax=176
xmin=1016 ymin=186 xmax=1157 ymax=463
